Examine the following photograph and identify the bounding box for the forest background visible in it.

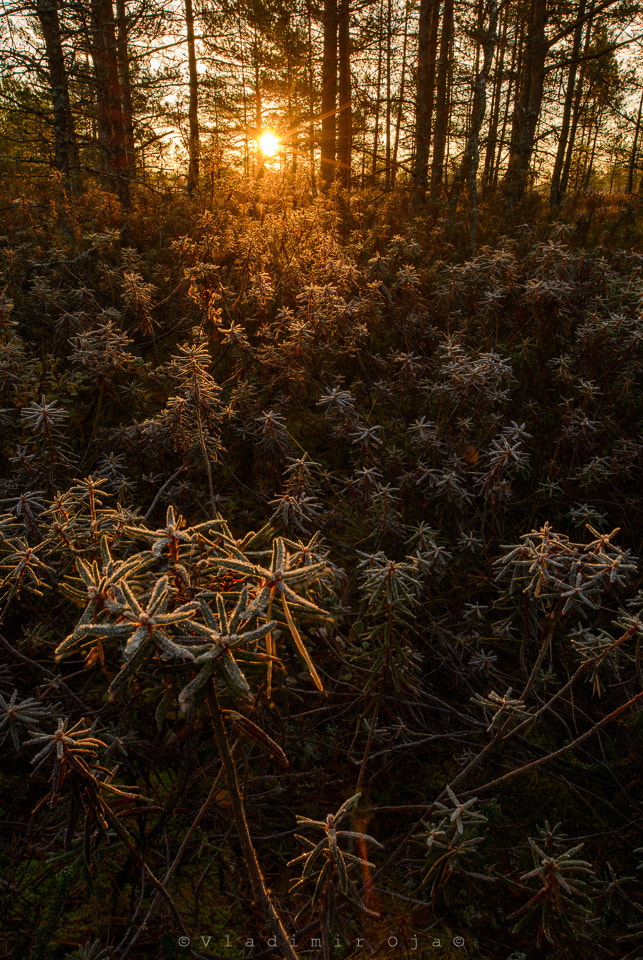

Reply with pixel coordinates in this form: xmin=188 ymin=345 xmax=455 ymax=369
xmin=0 ymin=2 xmax=643 ymax=960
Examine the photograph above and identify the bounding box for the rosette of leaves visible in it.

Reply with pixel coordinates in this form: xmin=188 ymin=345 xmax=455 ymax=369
xmin=288 ymin=793 xmax=382 ymax=924
xmin=214 ymin=531 xmax=333 ymax=693
xmin=0 ymin=689 xmax=51 ymax=750
xmin=0 ymin=532 xmax=57 ymax=605
xmin=56 ymin=543 xmax=200 ymax=689
xmin=24 ymin=714 xmax=149 ymax=872
xmin=56 ymin=534 xmax=157 ymax=667
xmin=494 ymin=523 xmax=637 ymax=612
xmin=415 ymin=787 xmax=489 ymax=906
xmin=177 ymin=588 xmax=276 ymax=704
xmin=27 ymin=718 xmax=107 ymax=798
xmin=56 ymin=509 xmax=334 ymax=704
xmin=348 ymin=551 xmax=425 ymax=695
xmin=507 ymin=824 xmax=597 ymax=948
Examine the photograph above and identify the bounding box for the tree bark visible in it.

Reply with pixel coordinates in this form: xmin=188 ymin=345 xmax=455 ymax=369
xmin=185 ymin=0 xmax=199 ymax=194
xmin=449 ymin=0 xmax=498 ymax=203
xmin=115 ymin=0 xmax=136 ymax=179
xmin=573 ymin=115 xmax=589 ymax=192
xmin=482 ymin=0 xmax=507 ymax=192
xmin=89 ymin=0 xmax=130 ymax=206
xmin=337 ymin=0 xmax=351 ymax=190
xmin=253 ymin=24 xmax=264 ymax=178
xmin=285 ymin=12 xmax=296 ymax=173
xmin=559 ymin=4 xmax=594 ymax=201
xmin=550 ymin=0 xmax=586 ymax=207
xmin=36 ymin=0 xmax=80 ymax=192
xmin=372 ymin=0 xmax=383 ymax=177
xmin=627 ymin=88 xmax=643 ymax=194
xmin=237 ymin=11 xmax=249 ymax=177
xmin=306 ymin=0 xmax=316 ymax=194
xmin=503 ymin=0 xmax=547 ymax=207
xmin=321 ymin=0 xmax=338 ymax=190
xmin=504 ymin=0 xmax=613 ymax=206
xmin=392 ymin=0 xmax=409 ymax=186
xmin=583 ymin=108 xmax=600 ymax=191
xmin=413 ymin=0 xmax=440 ymax=192
xmin=385 ymin=0 xmax=392 ymax=189
xmin=449 ymin=0 xmax=498 ymax=252
xmin=492 ymin=13 xmax=523 ymax=191
xmin=430 ymin=0 xmax=454 ymax=199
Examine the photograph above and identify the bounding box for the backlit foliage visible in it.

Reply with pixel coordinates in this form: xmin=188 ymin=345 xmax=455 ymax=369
xmin=0 ymin=182 xmax=642 ymax=959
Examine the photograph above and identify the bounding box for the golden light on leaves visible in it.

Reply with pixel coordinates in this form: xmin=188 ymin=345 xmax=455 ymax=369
xmin=258 ymin=131 xmax=280 ymax=157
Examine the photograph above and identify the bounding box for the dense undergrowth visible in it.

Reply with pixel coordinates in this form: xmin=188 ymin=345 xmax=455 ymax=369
xmin=0 ymin=176 xmax=642 ymax=960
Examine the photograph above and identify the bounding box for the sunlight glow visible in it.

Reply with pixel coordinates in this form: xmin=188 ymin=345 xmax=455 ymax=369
xmin=258 ymin=131 xmax=280 ymax=157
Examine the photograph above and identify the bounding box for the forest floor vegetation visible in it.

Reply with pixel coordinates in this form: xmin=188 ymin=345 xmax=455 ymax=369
xmin=0 ymin=175 xmax=642 ymax=960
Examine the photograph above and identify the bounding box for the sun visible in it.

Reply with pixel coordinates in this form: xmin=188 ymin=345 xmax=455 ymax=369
xmin=258 ymin=131 xmax=280 ymax=157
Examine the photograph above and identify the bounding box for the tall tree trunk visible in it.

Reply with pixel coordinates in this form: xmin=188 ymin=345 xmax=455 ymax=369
xmin=573 ymin=116 xmax=588 ymax=192
xmin=185 ymin=0 xmax=199 ymax=193
xmin=413 ymin=0 xmax=440 ymax=193
xmin=469 ymin=0 xmax=483 ymax=135
xmin=286 ymin=24 xmax=297 ymax=175
xmin=253 ymin=25 xmax=263 ymax=178
xmin=35 ymin=0 xmax=80 ymax=192
xmin=413 ymin=0 xmax=431 ymax=190
xmin=449 ymin=0 xmax=498 ymax=204
xmin=306 ymin=0 xmax=316 ymax=194
xmin=238 ymin=13 xmax=249 ymax=177
xmin=392 ymin=0 xmax=409 ymax=186
xmin=89 ymin=0 xmax=130 ymax=206
xmin=550 ymin=0 xmax=586 ymax=207
xmin=560 ymin=86 xmax=583 ymax=197
xmin=482 ymin=0 xmax=507 ymax=192
xmin=574 ymin=114 xmax=592 ymax=193
xmin=372 ymin=0 xmax=383 ymax=177
xmin=443 ymin=34 xmax=454 ymax=192
xmin=627 ymin=88 xmax=643 ymax=194
xmin=583 ymin=109 xmax=600 ymax=191
xmin=559 ymin=6 xmax=594 ymax=201
xmin=449 ymin=0 xmax=498 ymax=252
xmin=337 ymin=0 xmax=351 ymax=190
xmin=430 ymin=0 xmax=453 ymax=199
xmin=115 ymin=0 xmax=136 ymax=179
xmin=384 ymin=0 xmax=392 ymax=189
xmin=492 ymin=14 xmax=523 ymax=190
xmin=321 ymin=0 xmax=338 ymax=190
xmin=503 ymin=0 xmax=547 ymax=207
